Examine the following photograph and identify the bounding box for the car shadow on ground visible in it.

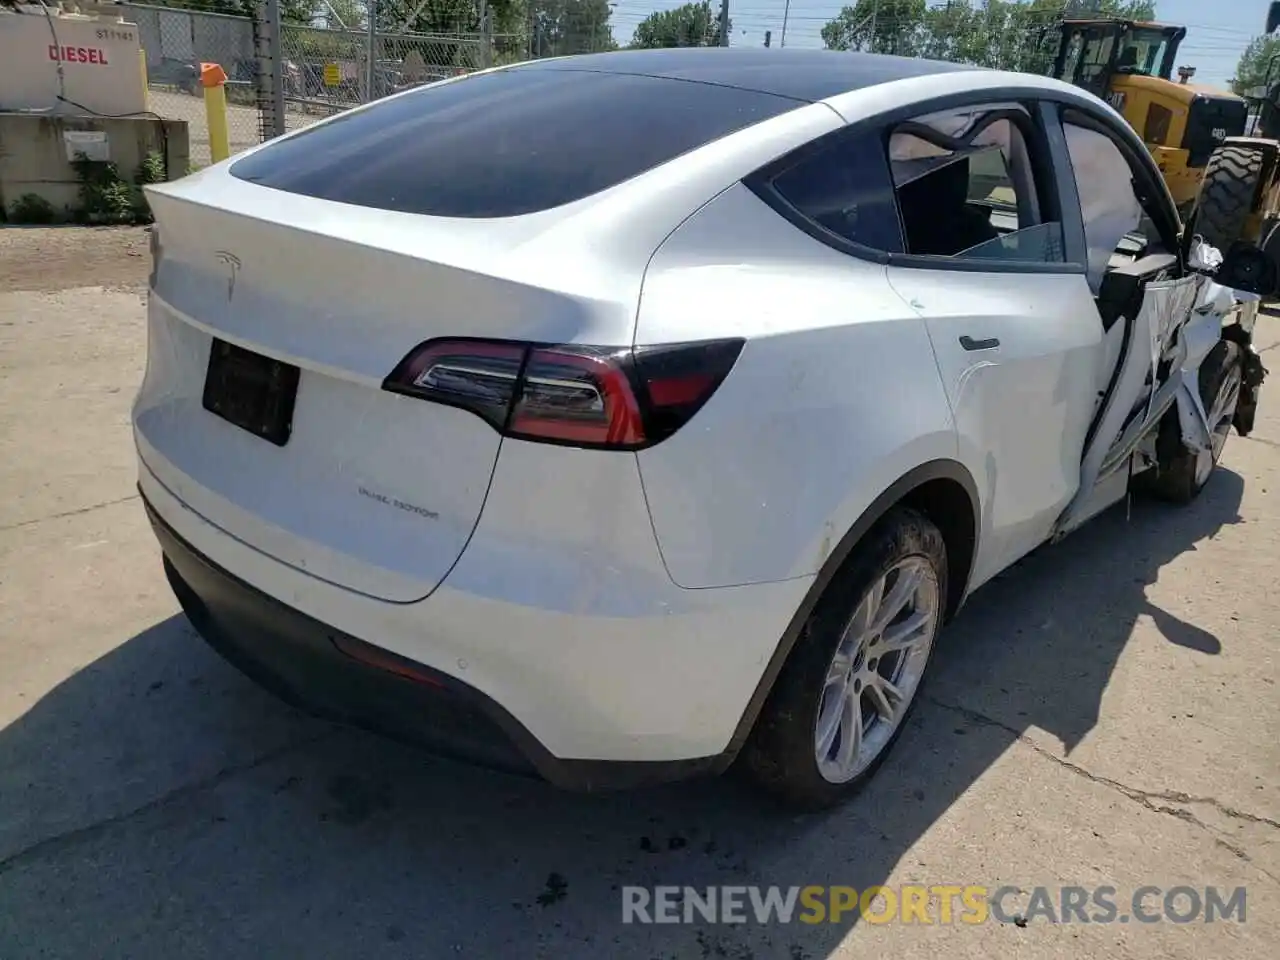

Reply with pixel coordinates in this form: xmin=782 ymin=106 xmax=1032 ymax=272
xmin=0 ymin=473 xmax=1245 ymax=959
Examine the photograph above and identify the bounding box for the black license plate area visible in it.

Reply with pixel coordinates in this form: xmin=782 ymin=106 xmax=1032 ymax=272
xmin=202 ymin=339 xmax=300 ymax=446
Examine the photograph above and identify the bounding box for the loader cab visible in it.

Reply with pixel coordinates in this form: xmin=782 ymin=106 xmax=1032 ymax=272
xmin=1052 ymin=19 xmax=1185 ymax=103
xmin=1250 ymin=87 xmax=1280 ymax=142
xmin=1244 ymin=54 xmax=1280 ymax=140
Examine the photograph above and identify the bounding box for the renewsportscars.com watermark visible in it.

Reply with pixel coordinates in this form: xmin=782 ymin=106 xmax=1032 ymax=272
xmin=621 ymin=885 xmax=1247 ymax=925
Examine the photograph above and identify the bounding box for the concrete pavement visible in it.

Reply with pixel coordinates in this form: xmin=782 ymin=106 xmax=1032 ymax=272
xmin=0 ymin=236 xmax=1276 ymax=958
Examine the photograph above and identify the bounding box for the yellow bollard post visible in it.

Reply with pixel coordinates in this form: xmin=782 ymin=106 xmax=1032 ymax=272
xmin=139 ymin=49 xmax=150 ymax=112
xmin=200 ymin=62 xmax=231 ymax=164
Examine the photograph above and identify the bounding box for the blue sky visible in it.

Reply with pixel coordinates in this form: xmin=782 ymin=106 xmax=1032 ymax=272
xmin=608 ymin=0 xmax=1264 ymax=89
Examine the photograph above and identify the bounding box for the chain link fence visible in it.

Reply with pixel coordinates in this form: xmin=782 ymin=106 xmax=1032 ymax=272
xmin=524 ymin=7 xmax=616 ymax=59
xmin=121 ymin=3 xmax=503 ymax=167
xmin=121 ymin=2 xmax=263 ymax=167
xmin=278 ymin=23 xmax=491 ymax=122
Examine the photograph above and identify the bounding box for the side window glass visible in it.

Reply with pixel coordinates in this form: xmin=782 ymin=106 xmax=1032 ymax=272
xmin=886 ymin=108 xmax=1065 ymax=265
xmin=769 ymin=135 xmax=905 ymax=254
xmin=957 ymin=222 xmax=1064 ymax=261
xmin=1060 ymin=118 xmax=1146 ymax=294
xmin=1079 ymin=34 xmax=1116 ymax=95
xmin=1061 ymin=31 xmax=1085 ymax=85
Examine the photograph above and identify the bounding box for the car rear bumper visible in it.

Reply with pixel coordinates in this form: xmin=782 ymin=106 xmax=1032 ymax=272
xmin=139 ymin=426 xmax=818 ymax=785
xmin=149 ymin=498 xmax=730 ymax=790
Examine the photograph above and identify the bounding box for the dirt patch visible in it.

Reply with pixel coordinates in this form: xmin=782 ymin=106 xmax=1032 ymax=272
xmin=0 ymin=226 xmax=150 ymax=293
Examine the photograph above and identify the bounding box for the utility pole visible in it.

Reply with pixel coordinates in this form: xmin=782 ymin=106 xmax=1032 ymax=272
xmin=255 ymin=0 xmax=286 ymax=140
xmin=869 ymin=0 xmax=879 ymax=54
xmin=478 ymin=0 xmax=492 ymax=67
xmin=780 ymin=0 xmax=790 ymax=47
xmin=365 ymin=0 xmax=377 ymax=101
xmin=719 ymin=0 xmax=730 ymax=47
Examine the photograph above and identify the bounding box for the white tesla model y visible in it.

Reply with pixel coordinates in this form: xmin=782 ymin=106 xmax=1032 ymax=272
xmin=135 ymin=49 xmax=1263 ymax=809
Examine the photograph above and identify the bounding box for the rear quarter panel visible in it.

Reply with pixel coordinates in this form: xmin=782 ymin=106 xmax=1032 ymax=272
xmin=634 ymin=182 xmax=962 ymax=589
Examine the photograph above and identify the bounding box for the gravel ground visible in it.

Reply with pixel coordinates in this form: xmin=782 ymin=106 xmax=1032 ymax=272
xmin=0 ymin=226 xmax=150 ymax=293
xmin=0 ymin=230 xmax=1277 ymax=959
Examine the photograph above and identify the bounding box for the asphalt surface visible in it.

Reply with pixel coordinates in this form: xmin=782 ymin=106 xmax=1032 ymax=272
xmin=0 ymin=229 xmax=1277 ymax=958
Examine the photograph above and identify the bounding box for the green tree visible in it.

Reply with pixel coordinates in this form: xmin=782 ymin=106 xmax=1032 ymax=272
xmin=820 ymin=0 xmax=926 ymax=56
xmin=1231 ymin=35 xmax=1280 ymax=97
xmin=281 ymin=0 xmax=320 ymax=20
xmin=631 ymin=1 xmax=727 ymax=48
xmin=376 ymin=0 xmax=523 ymax=35
xmin=1074 ymin=0 xmax=1156 ymax=17
xmin=281 ymin=0 xmax=319 ymax=19
xmin=821 ymin=0 xmax=1156 ymax=70
xmin=530 ymin=0 xmax=616 ymax=56
xmin=320 ymin=0 xmax=365 ymax=28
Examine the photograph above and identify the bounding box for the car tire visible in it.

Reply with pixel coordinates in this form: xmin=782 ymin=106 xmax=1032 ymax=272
xmin=1192 ymin=145 xmax=1262 ymax=253
xmin=741 ymin=507 xmax=948 ymax=811
xmin=1145 ymin=340 xmax=1243 ymax=504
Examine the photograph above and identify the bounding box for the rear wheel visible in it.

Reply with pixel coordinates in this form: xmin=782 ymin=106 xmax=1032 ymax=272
xmin=1192 ymin=145 xmax=1263 ymax=253
xmin=742 ymin=507 xmax=947 ymax=811
xmin=1145 ymin=340 xmax=1243 ymax=504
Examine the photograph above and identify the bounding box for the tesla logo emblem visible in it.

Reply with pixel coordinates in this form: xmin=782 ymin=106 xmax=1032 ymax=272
xmin=215 ymin=251 xmax=241 ymax=301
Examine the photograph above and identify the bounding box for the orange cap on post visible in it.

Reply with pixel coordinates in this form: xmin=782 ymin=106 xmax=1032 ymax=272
xmin=200 ymin=62 xmax=228 ymax=88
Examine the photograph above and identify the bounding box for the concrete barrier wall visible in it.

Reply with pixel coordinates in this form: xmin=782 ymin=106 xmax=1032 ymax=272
xmin=0 ymin=113 xmax=189 ymax=220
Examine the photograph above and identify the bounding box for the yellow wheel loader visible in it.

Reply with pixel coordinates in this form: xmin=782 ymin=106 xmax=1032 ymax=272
xmin=1051 ymin=13 xmax=1280 ymax=261
xmin=1050 ymin=18 xmax=1251 ymax=220
xmin=1181 ymin=3 xmax=1280 ymax=259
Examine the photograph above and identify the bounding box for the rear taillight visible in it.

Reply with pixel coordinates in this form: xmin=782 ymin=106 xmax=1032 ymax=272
xmin=632 ymin=339 xmax=746 ymax=443
xmin=384 ymin=337 xmax=743 ymax=449
xmin=384 ymin=338 xmax=525 ymax=430
xmin=508 ymin=346 xmax=645 ymax=446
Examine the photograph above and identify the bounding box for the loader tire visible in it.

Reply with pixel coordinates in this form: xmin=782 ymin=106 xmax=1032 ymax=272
xmin=1191 ymin=145 xmax=1263 ymax=253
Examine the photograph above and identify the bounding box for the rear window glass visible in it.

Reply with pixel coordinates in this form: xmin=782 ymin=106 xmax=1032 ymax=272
xmin=230 ymin=67 xmax=802 ymax=218
xmin=769 ymin=134 xmax=904 ymax=253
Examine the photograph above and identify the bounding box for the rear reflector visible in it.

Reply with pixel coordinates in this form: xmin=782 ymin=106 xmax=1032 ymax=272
xmin=384 ymin=337 xmax=743 ymax=449
xmin=331 ymin=634 xmax=446 ymax=688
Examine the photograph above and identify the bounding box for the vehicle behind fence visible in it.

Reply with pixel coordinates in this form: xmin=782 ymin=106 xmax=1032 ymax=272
xmin=277 ymin=23 xmax=489 ymax=122
xmin=122 ymin=3 xmax=262 ymax=167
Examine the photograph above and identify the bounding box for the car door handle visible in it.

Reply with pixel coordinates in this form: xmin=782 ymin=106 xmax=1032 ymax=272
xmin=959 ymin=335 xmax=1000 ymax=351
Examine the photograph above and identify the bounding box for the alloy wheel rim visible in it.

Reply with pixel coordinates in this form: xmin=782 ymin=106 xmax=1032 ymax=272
xmin=814 ymin=556 xmax=941 ymax=784
xmin=1194 ymin=365 xmax=1243 ymax=486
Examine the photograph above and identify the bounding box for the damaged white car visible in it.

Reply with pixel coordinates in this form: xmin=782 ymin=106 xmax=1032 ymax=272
xmin=136 ymin=51 xmax=1272 ymax=811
